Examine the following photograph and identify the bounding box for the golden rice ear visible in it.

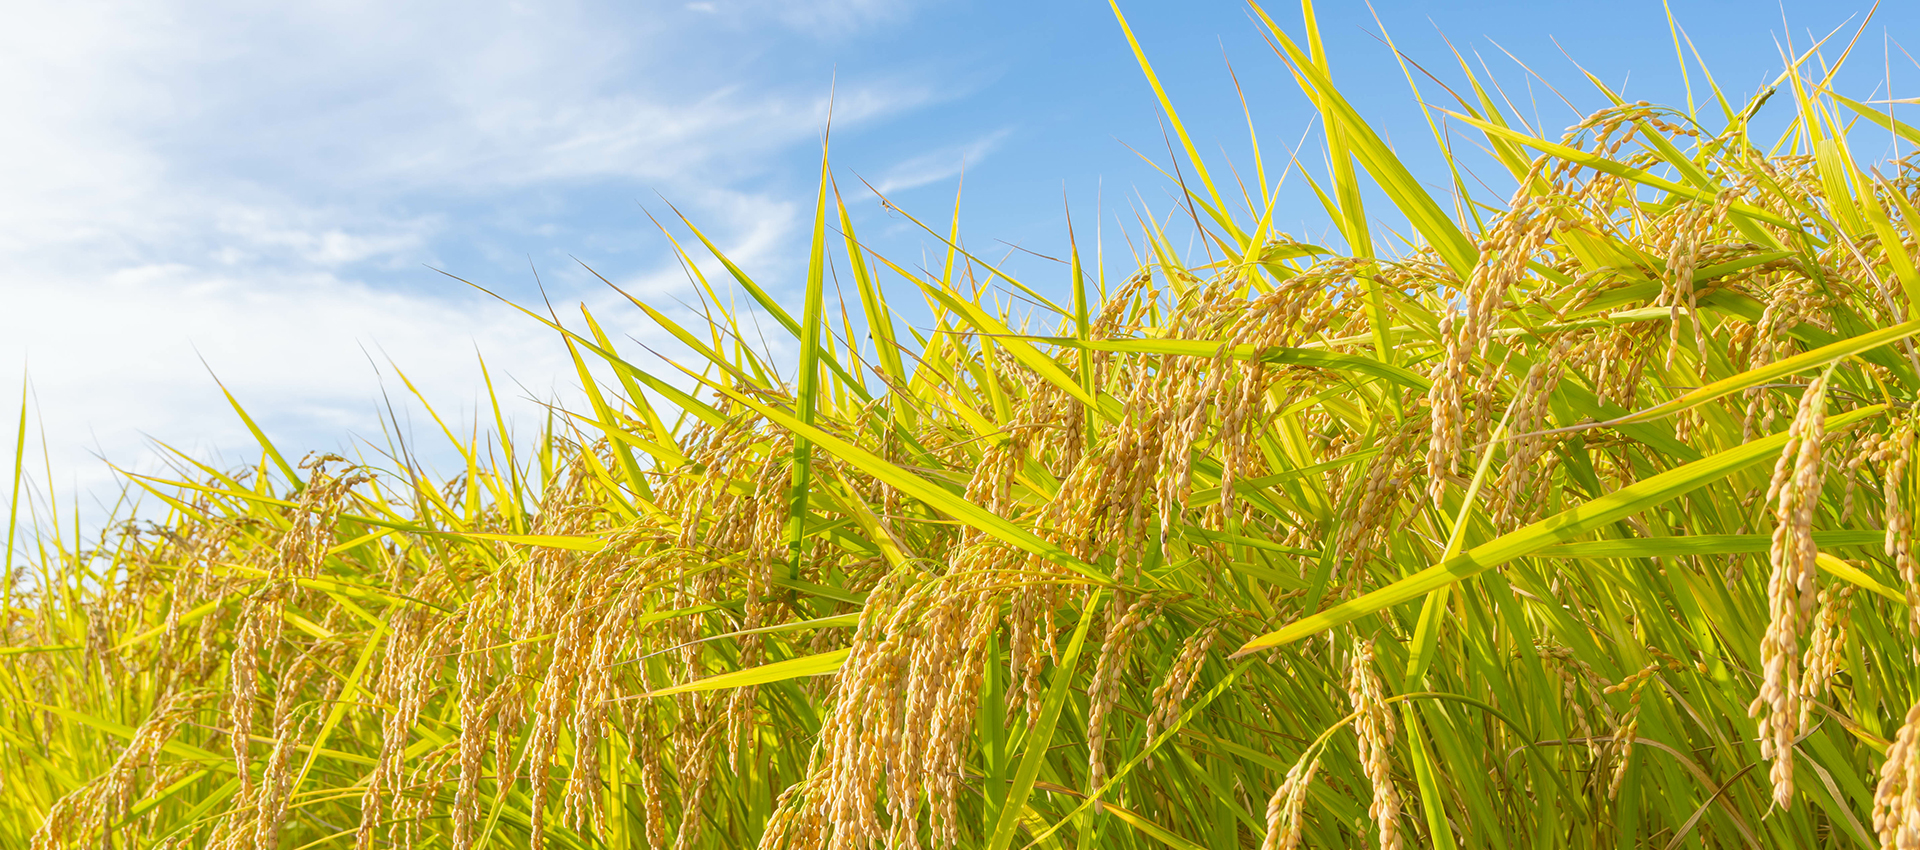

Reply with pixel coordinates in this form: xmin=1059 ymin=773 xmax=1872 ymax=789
xmin=1883 ymin=420 xmax=1920 ymax=637
xmin=1750 ymin=374 xmax=1830 ymax=810
xmin=1084 ymin=596 xmax=1157 ymax=795
xmin=1346 ymin=639 xmax=1403 ymax=850
xmin=1261 ymin=755 xmax=1322 ymax=850
xmin=1876 ymin=701 xmax=1920 ymax=849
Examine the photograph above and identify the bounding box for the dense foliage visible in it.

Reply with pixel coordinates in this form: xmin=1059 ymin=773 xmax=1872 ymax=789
xmin=9 ymin=2 xmax=1920 ymax=848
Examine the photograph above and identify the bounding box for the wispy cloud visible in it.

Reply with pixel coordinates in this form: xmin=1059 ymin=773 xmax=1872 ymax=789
xmin=871 ymin=128 xmax=1015 ymax=195
xmin=0 ymin=0 xmax=932 ymax=519
xmin=772 ymin=0 xmax=911 ymax=37
xmin=682 ymin=0 xmax=912 ymax=37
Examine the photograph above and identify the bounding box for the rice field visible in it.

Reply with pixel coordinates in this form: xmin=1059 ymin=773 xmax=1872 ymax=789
xmin=9 ymin=1 xmax=1920 ymax=848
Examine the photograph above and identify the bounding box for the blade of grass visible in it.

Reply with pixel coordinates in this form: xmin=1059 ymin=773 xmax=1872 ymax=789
xmin=988 ymin=589 xmax=1103 ymax=850
xmin=1234 ymin=403 xmax=1889 ymax=654
xmin=644 ymin=648 xmax=851 ymax=698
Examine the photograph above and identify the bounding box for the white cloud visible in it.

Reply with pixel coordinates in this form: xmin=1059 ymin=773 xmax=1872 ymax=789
xmin=773 ymin=0 xmax=910 ymax=36
xmin=683 ymin=0 xmax=910 ymax=37
xmin=871 ymin=128 xmax=1014 ymax=195
xmin=0 ymin=0 xmax=931 ymax=530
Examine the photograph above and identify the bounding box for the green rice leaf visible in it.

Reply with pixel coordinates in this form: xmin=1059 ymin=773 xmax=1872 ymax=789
xmin=645 ymin=648 xmax=851 ymax=697
xmin=1447 ymin=109 xmax=1794 ymax=228
xmin=1233 ymin=404 xmax=1889 ymax=655
xmin=988 ymin=590 xmax=1103 ymax=850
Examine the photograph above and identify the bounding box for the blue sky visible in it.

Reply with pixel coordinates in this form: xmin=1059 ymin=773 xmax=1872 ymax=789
xmin=5 ymin=0 xmax=1917 ymax=526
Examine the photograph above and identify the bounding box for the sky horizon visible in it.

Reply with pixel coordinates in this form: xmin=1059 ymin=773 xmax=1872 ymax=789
xmin=5 ymin=0 xmax=1917 ymax=539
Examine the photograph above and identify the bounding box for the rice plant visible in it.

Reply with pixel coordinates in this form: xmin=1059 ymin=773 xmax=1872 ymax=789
xmin=8 ymin=1 xmax=1920 ymax=848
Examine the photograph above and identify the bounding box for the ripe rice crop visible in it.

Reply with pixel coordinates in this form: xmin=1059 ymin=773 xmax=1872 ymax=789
xmin=8 ymin=2 xmax=1920 ymax=848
